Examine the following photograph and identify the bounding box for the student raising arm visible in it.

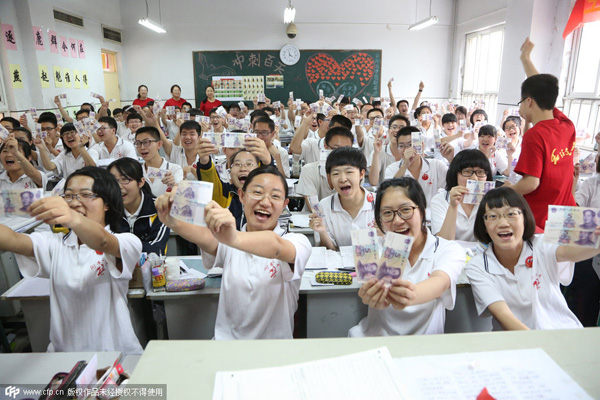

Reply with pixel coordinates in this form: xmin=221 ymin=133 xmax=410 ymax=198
xmin=156 ymin=166 xmax=311 ymax=339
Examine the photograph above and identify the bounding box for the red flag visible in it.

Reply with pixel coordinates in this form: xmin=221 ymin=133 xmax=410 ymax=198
xmin=564 ymin=0 xmax=600 ymax=39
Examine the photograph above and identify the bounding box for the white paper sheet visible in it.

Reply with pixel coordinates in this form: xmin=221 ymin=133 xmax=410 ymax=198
xmin=393 ymin=348 xmax=592 ymax=400
xmin=212 ymin=347 xmax=408 ymax=400
xmin=5 ymin=277 xmax=49 ymax=297
xmin=179 ymin=259 xmax=207 ymax=279
xmin=290 ymin=213 xmax=311 ymax=228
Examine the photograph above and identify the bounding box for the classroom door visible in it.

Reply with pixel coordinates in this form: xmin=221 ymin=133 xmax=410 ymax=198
xmin=102 ymin=50 xmax=121 ymax=110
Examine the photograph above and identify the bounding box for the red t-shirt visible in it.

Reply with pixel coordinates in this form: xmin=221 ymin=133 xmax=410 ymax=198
xmin=514 ymin=108 xmax=577 ymax=229
xmin=132 ymin=97 xmax=154 ymax=107
xmin=199 ymin=99 xmax=223 ymax=116
xmin=163 ymin=98 xmax=187 ymax=109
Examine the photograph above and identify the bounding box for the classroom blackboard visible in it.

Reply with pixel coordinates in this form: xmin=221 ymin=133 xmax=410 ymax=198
xmin=192 ymin=50 xmax=381 ymax=106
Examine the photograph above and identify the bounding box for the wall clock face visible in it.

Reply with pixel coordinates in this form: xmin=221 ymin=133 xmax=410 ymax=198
xmin=280 ymin=44 xmax=300 ymax=66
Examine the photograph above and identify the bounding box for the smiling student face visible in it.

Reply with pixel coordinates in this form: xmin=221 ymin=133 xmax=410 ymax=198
xmin=483 ymin=205 xmax=524 ymax=252
xmin=379 ymin=187 xmax=423 ymax=244
xmin=135 ymin=132 xmax=161 ymax=160
xmin=109 ymin=167 xmax=143 ymax=211
xmin=0 ymin=143 xmax=25 ymax=171
xmin=240 ymin=173 xmax=289 ymax=232
xmin=329 ymin=165 xmax=364 ymax=198
xmin=61 ymin=129 xmax=81 ymax=149
xmin=230 ymin=151 xmax=258 ymax=189
xmin=64 ymin=175 xmax=107 ymax=226
xmin=180 ymin=128 xmax=199 ymax=150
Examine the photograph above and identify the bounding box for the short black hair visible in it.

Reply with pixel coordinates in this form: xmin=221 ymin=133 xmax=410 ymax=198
xmin=182 ymin=102 xmax=192 ymax=109
xmin=316 ymin=113 xmax=325 ymax=125
xmin=397 ymin=99 xmax=409 ymax=108
xmin=445 ymin=149 xmax=493 ymax=191
xmin=113 ymin=108 xmax=123 ymax=115
xmin=189 ymin=108 xmax=202 ymax=117
xmin=12 ymin=127 xmax=32 ymax=142
xmin=80 ymin=103 xmax=95 ymax=112
xmin=455 ymin=106 xmax=467 ymax=116
xmin=442 ymin=113 xmax=457 ymax=124
xmin=396 ymin=125 xmax=419 ymax=139
xmin=470 ymin=109 xmax=488 ymax=125
xmin=414 ymin=105 xmax=432 ymax=119
xmin=98 ymin=116 xmax=117 ymax=131
xmin=231 ymin=149 xmax=259 ymax=166
xmin=250 ymin=109 xmax=268 ymax=123
xmin=241 ymin=165 xmax=288 ymax=199
xmin=170 ymin=84 xmax=181 ymax=94
xmin=1 ymin=116 xmax=20 ymax=129
xmin=179 ymin=120 xmax=201 ymax=135
xmin=75 ymin=109 xmax=90 ymax=119
xmin=324 ymin=126 xmax=354 ymax=147
xmin=262 ymin=106 xmax=275 ymax=115
xmin=473 ymin=187 xmax=536 ymax=244
xmin=388 ymin=115 xmax=410 ymax=131
xmin=478 ymin=124 xmax=497 ymax=138
xmin=65 ymin=166 xmax=124 ymax=232
xmin=367 ymin=108 xmax=384 ymax=118
xmin=227 ymin=103 xmax=241 ymax=113
xmin=325 ymin=147 xmax=367 ymax=174
xmin=0 ymin=138 xmax=31 ymax=159
xmin=330 ymin=114 xmax=352 ymax=129
xmin=208 ymin=107 xmax=220 ymax=116
xmin=502 ymin=116 xmax=522 ymax=131
xmin=521 ymin=73 xmax=558 ymax=111
xmin=107 ymin=158 xmax=153 ymax=198
xmin=37 ymin=112 xmax=58 ymax=126
xmin=374 ymin=177 xmax=427 ymax=233
xmin=135 ymin=126 xmax=160 ymax=141
xmin=360 ymin=103 xmax=372 ymax=112
xmin=60 ymin=123 xmax=89 ymax=153
xmin=126 ymin=113 xmax=143 ymax=123
xmin=253 ymin=116 xmax=275 ymax=132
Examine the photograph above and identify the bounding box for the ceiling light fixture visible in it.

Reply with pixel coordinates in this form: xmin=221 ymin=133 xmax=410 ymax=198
xmin=139 ymin=0 xmax=166 ymax=33
xmin=284 ymin=0 xmax=296 ymax=24
xmin=408 ymin=0 xmax=438 ymax=31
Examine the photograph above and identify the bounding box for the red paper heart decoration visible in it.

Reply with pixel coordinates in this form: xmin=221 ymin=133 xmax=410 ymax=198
xmin=305 ymin=53 xmax=375 ymax=97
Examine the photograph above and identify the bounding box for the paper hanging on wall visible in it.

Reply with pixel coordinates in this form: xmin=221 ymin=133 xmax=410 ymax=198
xmin=2 ymin=24 xmax=17 ymax=51
xmin=9 ymin=64 xmax=23 ymax=89
xmin=69 ymin=38 xmax=77 ymax=58
xmin=32 ymin=26 xmax=44 ymax=51
xmin=53 ymin=66 xmax=63 ymax=88
xmin=39 ymin=65 xmax=50 ymax=88
xmin=77 ymin=39 xmax=86 ymax=59
xmin=59 ymin=36 xmax=68 ymax=57
xmin=73 ymin=69 xmax=81 ymax=89
xmin=81 ymin=71 xmax=89 ymax=89
xmin=63 ymin=68 xmax=72 ymax=88
xmin=48 ymin=30 xmax=58 ymax=54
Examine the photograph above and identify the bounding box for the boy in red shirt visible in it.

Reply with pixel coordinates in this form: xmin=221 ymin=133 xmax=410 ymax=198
xmin=510 ymin=38 xmax=576 ymax=229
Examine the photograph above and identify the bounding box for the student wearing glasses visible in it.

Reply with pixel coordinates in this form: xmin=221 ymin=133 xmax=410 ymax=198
xmin=36 ymin=123 xmax=98 ymax=180
xmin=0 ymin=167 xmax=143 ymax=353
xmin=368 ymin=115 xmax=410 ymax=186
xmin=349 ymin=177 xmax=464 ymax=336
xmin=36 ymin=113 xmax=64 ymax=158
xmin=95 ymin=117 xmax=137 ymax=160
xmin=156 ymin=166 xmax=312 ymax=339
xmin=466 ymin=187 xmax=600 ymax=330
xmin=108 ymin=158 xmax=169 ymax=254
xmin=430 ymin=149 xmax=493 ymax=241
xmin=134 ymin=126 xmax=183 ymax=197
xmin=253 ymin=116 xmax=290 ymax=178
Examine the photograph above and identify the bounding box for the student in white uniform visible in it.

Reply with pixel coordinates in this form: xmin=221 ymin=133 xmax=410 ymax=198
xmin=296 ymin=127 xmax=355 ymax=201
xmin=0 ymin=166 xmax=143 ymax=353
xmin=309 ymin=147 xmax=376 ymax=250
xmin=385 ymin=126 xmax=449 ymax=206
xmin=465 ymin=187 xmax=599 ymax=331
xmin=156 ymin=166 xmax=312 ymax=339
xmin=135 ymin=126 xmax=183 ymax=197
xmin=414 ymin=105 xmax=436 ymax=152
xmin=36 ymin=123 xmax=98 ymax=180
xmin=502 ymin=116 xmax=523 ymax=183
xmin=430 ymin=149 xmax=493 ymax=241
xmin=0 ymin=138 xmax=47 ymax=190
xmin=368 ymin=115 xmax=410 ymax=186
xmin=290 ymin=113 xmax=351 ymax=165
xmin=96 ymin=117 xmax=137 ymax=161
xmin=349 ymin=177 xmax=464 ymax=336
xmin=477 ymin=125 xmax=509 ymax=176
xmin=253 ymin=116 xmax=290 ymax=178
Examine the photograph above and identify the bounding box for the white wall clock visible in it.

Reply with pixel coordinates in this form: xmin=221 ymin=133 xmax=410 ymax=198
xmin=280 ymin=44 xmax=300 ymax=66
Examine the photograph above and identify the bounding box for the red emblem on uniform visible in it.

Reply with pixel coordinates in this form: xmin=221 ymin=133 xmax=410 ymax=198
xmin=95 ymin=251 xmax=103 ymax=255
xmin=367 ymin=193 xmax=374 ymax=203
xmin=192 ymin=163 xmax=197 ymax=169
xmin=166 ymin=187 xmax=172 ymax=192
xmin=525 ymin=256 xmax=533 ymax=268
xmin=422 ymin=174 xmax=429 ymax=180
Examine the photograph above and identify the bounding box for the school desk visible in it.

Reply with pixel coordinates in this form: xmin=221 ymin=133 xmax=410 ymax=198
xmin=146 ymin=256 xmax=491 ymax=340
xmin=127 ymin=328 xmax=600 ymax=400
xmin=1 ymin=279 xmax=147 ymax=352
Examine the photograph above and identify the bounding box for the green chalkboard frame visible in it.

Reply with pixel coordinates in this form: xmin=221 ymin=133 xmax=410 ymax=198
xmin=193 ymin=49 xmax=382 ymax=107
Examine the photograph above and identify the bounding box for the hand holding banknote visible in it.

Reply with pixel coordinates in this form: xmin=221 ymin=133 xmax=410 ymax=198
xmin=29 ymin=195 xmax=80 ymax=228
xmin=204 ymin=201 xmax=238 ymax=245
xmin=358 ymin=279 xmax=390 ymax=310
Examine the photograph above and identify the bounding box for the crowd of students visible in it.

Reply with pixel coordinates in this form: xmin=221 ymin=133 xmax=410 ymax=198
xmin=0 ymin=38 xmax=598 ymax=354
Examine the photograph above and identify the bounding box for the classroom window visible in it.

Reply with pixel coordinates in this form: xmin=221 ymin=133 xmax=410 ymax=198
xmin=564 ymin=21 xmax=600 ymax=149
xmin=461 ymin=26 xmax=504 ymax=122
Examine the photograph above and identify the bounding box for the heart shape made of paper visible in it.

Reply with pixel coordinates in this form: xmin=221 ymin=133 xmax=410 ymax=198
xmin=305 ymin=53 xmax=375 ymax=98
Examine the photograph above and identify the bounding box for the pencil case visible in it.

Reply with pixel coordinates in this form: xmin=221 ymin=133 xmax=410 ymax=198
xmin=315 ymin=271 xmax=352 ymax=285
xmin=166 ymin=278 xmax=206 ymax=292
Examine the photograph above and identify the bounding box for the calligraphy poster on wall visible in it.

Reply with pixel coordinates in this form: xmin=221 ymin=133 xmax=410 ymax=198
xmin=60 ymin=36 xmax=69 ymax=57
xmin=73 ymin=69 xmax=81 ymax=89
xmin=48 ymin=30 xmax=58 ymax=54
xmin=9 ymin=64 xmax=23 ymax=88
xmin=69 ymin=38 xmax=77 ymax=58
xmin=39 ymin=65 xmax=50 ymax=88
xmin=63 ymin=68 xmax=72 ymax=88
xmin=32 ymin=26 xmax=44 ymax=51
xmin=53 ymin=66 xmax=63 ymax=88
xmin=81 ymin=70 xmax=89 ymax=89
xmin=77 ymin=40 xmax=86 ymax=59
xmin=2 ymin=24 xmax=17 ymax=50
